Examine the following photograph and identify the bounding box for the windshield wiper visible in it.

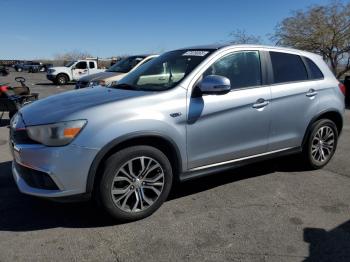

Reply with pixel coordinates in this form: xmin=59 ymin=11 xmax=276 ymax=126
xmin=110 ymin=83 xmax=139 ymax=90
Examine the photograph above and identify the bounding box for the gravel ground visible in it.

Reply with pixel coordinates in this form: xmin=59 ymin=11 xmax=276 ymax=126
xmin=0 ymin=70 xmax=349 ymax=262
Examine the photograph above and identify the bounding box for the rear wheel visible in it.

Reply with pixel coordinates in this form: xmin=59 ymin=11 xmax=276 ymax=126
xmin=303 ymin=119 xmax=338 ymax=169
xmin=99 ymin=146 xmax=173 ymax=221
xmin=56 ymin=74 xmax=68 ymax=85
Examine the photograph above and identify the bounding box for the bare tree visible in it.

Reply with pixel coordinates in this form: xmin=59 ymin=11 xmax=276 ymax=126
xmin=272 ymin=1 xmax=350 ymax=78
xmin=54 ymin=50 xmax=93 ymax=61
xmin=229 ymin=29 xmax=262 ymax=45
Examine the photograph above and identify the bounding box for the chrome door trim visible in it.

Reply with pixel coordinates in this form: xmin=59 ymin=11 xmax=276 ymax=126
xmin=188 ymin=147 xmax=294 ymax=171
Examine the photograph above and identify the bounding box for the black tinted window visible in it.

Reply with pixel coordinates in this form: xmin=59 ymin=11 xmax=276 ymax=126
xmin=204 ymin=51 xmax=261 ymax=90
xmin=89 ymin=62 xmax=95 ymax=69
xmin=75 ymin=61 xmax=87 ymax=69
xmin=304 ymin=57 xmax=323 ymax=80
xmin=270 ymin=52 xmax=308 ymax=84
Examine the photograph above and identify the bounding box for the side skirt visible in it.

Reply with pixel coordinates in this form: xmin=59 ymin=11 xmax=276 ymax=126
xmin=179 ymin=147 xmax=302 ymax=182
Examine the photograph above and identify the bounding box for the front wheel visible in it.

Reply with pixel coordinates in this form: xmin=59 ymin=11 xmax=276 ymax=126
xmin=99 ymin=146 xmax=173 ymax=221
xmin=55 ymin=74 xmax=68 ymax=85
xmin=303 ymin=119 xmax=338 ymax=169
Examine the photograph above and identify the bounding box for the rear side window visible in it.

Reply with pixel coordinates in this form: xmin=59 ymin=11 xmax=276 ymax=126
xmin=304 ymin=57 xmax=324 ymax=80
xmin=89 ymin=62 xmax=95 ymax=69
xmin=270 ymin=52 xmax=308 ymax=84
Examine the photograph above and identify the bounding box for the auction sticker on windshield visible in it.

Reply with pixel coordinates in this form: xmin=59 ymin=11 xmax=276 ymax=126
xmin=182 ymin=51 xmax=209 ymax=56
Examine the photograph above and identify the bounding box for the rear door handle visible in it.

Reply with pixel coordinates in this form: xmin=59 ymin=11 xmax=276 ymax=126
xmin=252 ymin=98 xmax=269 ymax=109
xmin=306 ymin=89 xmax=318 ymax=97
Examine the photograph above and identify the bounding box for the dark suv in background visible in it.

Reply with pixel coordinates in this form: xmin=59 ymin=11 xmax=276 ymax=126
xmin=14 ymin=61 xmax=51 ymax=72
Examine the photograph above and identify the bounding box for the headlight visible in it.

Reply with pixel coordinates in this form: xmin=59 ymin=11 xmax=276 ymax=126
xmin=89 ymin=80 xmax=106 ymax=86
xmin=48 ymin=69 xmax=55 ymax=74
xmin=26 ymin=120 xmax=87 ymax=146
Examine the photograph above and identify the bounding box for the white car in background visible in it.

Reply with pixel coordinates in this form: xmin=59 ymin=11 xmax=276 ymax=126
xmin=47 ymin=60 xmax=105 ymax=85
xmin=75 ymin=55 xmax=158 ymax=89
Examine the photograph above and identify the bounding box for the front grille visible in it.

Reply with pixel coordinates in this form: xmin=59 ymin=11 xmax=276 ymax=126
xmin=10 ymin=128 xmax=38 ymax=144
xmin=15 ymin=162 xmax=59 ymax=190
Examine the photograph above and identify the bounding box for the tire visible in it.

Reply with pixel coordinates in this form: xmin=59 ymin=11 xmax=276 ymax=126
xmin=303 ymin=119 xmax=338 ymax=169
xmin=56 ymin=74 xmax=68 ymax=85
xmin=99 ymin=145 xmax=173 ymax=221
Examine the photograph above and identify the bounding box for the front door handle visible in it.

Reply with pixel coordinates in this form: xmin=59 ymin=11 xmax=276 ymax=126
xmin=306 ymin=89 xmax=318 ymax=97
xmin=253 ymin=98 xmax=269 ymax=109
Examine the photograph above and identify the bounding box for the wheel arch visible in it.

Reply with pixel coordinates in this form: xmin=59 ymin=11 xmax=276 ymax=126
xmin=302 ymin=109 xmax=343 ymax=147
xmin=86 ymin=132 xmax=183 ymax=194
xmin=56 ymin=73 xmax=70 ymax=82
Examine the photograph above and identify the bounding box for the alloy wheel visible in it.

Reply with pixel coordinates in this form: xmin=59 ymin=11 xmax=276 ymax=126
xmin=58 ymin=77 xmax=66 ymax=85
xmin=110 ymin=156 xmax=165 ymax=213
xmin=311 ymin=126 xmax=335 ymax=163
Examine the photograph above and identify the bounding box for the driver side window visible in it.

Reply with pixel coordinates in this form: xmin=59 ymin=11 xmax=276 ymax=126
xmin=75 ymin=61 xmax=87 ymax=69
xmin=204 ymin=51 xmax=262 ymax=90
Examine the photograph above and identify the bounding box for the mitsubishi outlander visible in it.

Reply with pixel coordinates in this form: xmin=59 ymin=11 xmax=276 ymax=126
xmin=10 ymin=45 xmax=345 ymax=221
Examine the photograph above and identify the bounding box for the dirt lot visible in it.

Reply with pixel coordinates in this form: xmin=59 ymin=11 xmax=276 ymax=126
xmin=0 ymin=71 xmax=350 ymax=262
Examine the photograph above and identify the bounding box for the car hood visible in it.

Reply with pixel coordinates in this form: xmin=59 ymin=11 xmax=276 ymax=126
xmin=78 ymin=71 xmax=123 ymax=82
xmin=49 ymin=66 xmax=69 ymax=72
xmin=20 ymin=87 xmax=149 ymax=126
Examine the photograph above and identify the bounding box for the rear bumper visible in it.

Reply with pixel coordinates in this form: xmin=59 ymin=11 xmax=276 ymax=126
xmin=10 ymin=141 xmax=99 ymax=199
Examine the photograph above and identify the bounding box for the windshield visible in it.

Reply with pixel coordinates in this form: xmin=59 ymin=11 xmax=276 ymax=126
xmin=65 ymin=61 xmax=76 ymax=67
xmin=107 ymin=56 xmax=145 ymax=73
xmin=110 ymin=49 xmax=213 ymax=91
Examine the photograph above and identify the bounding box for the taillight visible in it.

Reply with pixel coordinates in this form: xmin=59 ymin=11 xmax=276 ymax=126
xmin=339 ymin=83 xmax=346 ymax=96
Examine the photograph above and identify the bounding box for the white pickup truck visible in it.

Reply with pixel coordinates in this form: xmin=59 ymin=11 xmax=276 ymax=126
xmin=46 ymin=60 xmax=105 ymax=85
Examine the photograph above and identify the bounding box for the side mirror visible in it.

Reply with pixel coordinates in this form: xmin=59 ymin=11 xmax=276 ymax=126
xmin=198 ymin=75 xmax=231 ymax=95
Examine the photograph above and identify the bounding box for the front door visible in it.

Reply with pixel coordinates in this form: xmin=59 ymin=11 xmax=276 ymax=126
xmin=72 ymin=61 xmax=89 ymax=80
xmin=187 ymin=51 xmax=271 ymax=169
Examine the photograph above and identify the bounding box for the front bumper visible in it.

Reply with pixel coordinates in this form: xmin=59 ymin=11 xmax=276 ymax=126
xmin=10 ymin=140 xmax=99 ymax=199
xmin=46 ymin=74 xmax=56 ymax=81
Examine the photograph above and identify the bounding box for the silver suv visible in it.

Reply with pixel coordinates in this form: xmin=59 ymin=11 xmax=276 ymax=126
xmin=9 ymin=45 xmax=345 ymax=221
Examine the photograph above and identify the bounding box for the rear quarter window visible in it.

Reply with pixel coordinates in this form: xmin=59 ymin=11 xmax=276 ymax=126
xmin=270 ymin=51 xmax=308 ymax=84
xmin=304 ymin=57 xmax=324 ymax=80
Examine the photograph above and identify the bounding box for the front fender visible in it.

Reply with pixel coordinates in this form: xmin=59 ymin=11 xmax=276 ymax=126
xmin=84 ymin=130 xmax=184 ymax=193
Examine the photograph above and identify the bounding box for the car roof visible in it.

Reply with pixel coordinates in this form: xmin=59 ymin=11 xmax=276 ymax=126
xmin=178 ymin=44 xmax=318 ymax=57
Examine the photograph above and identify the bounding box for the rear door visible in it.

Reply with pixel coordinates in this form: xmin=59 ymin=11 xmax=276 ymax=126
xmin=186 ymin=50 xmax=272 ymax=169
xmin=88 ymin=61 xmax=98 ymax=74
xmin=267 ymin=51 xmax=319 ymax=151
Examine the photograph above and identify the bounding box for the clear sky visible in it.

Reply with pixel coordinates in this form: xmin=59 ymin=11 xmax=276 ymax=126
xmin=0 ymin=0 xmax=344 ymax=59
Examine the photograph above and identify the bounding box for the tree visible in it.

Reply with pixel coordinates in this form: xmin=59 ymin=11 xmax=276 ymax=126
xmin=54 ymin=50 xmax=93 ymax=61
xmin=272 ymin=1 xmax=350 ymax=78
xmin=229 ymin=29 xmax=262 ymax=45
